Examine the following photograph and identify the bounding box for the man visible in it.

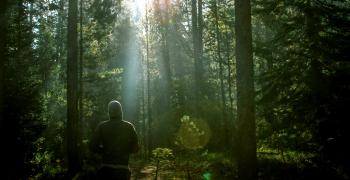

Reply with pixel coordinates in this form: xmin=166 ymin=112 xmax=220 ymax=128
xmin=90 ymin=100 xmax=139 ymax=180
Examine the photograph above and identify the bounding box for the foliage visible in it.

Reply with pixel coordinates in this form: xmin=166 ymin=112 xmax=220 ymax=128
xmin=152 ymin=148 xmax=175 ymax=179
xmin=253 ymin=0 xmax=350 ymax=176
xmin=29 ymin=137 xmax=65 ymax=179
xmin=152 ymin=147 xmax=174 ymax=161
xmin=1 ymin=0 xmax=349 ymax=179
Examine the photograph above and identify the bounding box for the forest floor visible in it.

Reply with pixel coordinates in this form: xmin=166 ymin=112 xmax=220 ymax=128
xmin=130 ymin=165 xmax=157 ymax=180
xmin=128 ymin=159 xmax=349 ymax=180
xmin=126 ymin=150 xmax=349 ymax=180
xmin=74 ymin=149 xmax=348 ymax=180
xmin=130 ymin=162 xmax=200 ymax=180
xmin=129 ymin=156 xmax=219 ymax=180
xmin=128 ymin=150 xmax=238 ymax=180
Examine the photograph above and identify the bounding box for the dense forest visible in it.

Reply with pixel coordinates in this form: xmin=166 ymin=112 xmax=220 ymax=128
xmin=0 ymin=0 xmax=349 ymax=179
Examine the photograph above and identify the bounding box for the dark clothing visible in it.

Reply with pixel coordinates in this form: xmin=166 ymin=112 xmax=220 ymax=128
xmin=90 ymin=119 xmax=138 ymax=180
xmin=97 ymin=166 xmax=131 ymax=180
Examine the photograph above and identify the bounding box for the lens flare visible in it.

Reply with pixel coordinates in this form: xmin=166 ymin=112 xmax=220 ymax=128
xmin=176 ymin=116 xmax=211 ymax=150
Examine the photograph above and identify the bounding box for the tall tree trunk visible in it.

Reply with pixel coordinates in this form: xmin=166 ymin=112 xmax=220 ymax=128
xmin=0 ymin=1 xmax=9 ymax=177
xmin=192 ymin=0 xmax=205 ymax=114
xmin=213 ymin=0 xmax=228 ymax=145
xmin=161 ymin=0 xmax=173 ymax=107
xmin=225 ymin=32 xmax=234 ymax=118
xmin=191 ymin=0 xmax=198 ymax=67
xmin=197 ymin=0 xmax=204 ymax=91
xmin=185 ymin=0 xmax=191 ymax=33
xmin=17 ymin=0 xmax=23 ymax=50
xmin=55 ymin=0 xmax=66 ymax=87
xmin=0 ymin=0 xmax=9 ymax=126
xmin=234 ymin=0 xmax=257 ymax=179
xmin=79 ymin=0 xmax=83 ymax=128
xmin=146 ymin=3 xmax=152 ymax=159
xmin=152 ymin=0 xmax=173 ymax=117
xmin=16 ymin=0 xmax=21 ymax=48
xmin=140 ymin=54 xmax=147 ymax=159
xmin=67 ymin=0 xmax=80 ymax=177
xmin=161 ymin=28 xmax=172 ymax=95
xmin=191 ymin=0 xmax=201 ymax=102
xmin=78 ymin=0 xmax=84 ymax=164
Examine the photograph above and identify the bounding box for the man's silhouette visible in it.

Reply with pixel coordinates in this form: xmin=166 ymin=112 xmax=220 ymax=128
xmin=90 ymin=100 xmax=139 ymax=180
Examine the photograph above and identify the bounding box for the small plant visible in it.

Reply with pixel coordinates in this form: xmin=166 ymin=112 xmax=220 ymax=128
xmin=152 ymin=148 xmax=174 ymax=180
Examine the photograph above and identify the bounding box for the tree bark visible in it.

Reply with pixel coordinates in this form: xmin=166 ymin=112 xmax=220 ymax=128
xmin=140 ymin=54 xmax=147 ymax=159
xmin=79 ymin=0 xmax=83 ymax=128
xmin=0 ymin=0 xmax=9 ymax=126
xmin=225 ymin=32 xmax=234 ymax=118
xmin=146 ymin=4 xmax=152 ymax=159
xmin=192 ymin=0 xmax=205 ymax=113
xmin=234 ymin=0 xmax=257 ymax=179
xmin=191 ymin=0 xmax=198 ymax=70
xmin=213 ymin=0 xmax=228 ymax=144
xmin=0 ymin=2 xmax=9 ymax=178
xmin=192 ymin=0 xmax=201 ymax=101
xmin=67 ymin=0 xmax=80 ymax=177
xmin=197 ymin=0 xmax=204 ymax=91
xmin=155 ymin=0 xmax=173 ymax=113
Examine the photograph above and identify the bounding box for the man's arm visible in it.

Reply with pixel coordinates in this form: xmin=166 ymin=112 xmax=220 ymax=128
xmin=130 ymin=125 xmax=139 ymax=153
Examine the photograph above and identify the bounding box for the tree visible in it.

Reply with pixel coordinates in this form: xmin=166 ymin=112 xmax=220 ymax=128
xmin=151 ymin=0 xmax=173 ymax=109
xmin=0 ymin=0 xmax=46 ymax=178
xmin=66 ymin=0 xmax=80 ymax=177
xmin=79 ymin=0 xmax=84 ymax=142
xmin=145 ymin=2 xmax=152 ymax=158
xmin=0 ymin=0 xmax=9 ymax=125
xmin=254 ymin=0 xmax=350 ymax=172
xmin=234 ymin=0 xmax=257 ymax=179
xmin=197 ymin=0 xmax=204 ymax=94
xmin=0 ymin=0 xmax=9 ymax=178
xmin=212 ymin=0 xmax=229 ymax=144
xmin=192 ymin=0 xmax=205 ymax=102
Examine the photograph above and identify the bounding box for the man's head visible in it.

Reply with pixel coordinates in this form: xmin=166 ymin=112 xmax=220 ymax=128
xmin=108 ymin=100 xmax=123 ymax=120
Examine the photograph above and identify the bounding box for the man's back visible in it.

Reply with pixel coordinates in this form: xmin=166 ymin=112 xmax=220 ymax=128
xmin=90 ymin=100 xmax=138 ymax=180
xmin=90 ymin=120 xmax=138 ymax=166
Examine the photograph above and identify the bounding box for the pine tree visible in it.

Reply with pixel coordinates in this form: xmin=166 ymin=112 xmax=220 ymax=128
xmin=67 ymin=0 xmax=80 ymax=177
xmin=235 ymin=0 xmax=257 ymax=179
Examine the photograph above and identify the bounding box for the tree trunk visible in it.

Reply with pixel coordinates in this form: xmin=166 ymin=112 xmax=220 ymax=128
xmin=17 ymin=0 xmax=24 ymax=49
xmin=192 ymin=0 xmax=201 ymax=102
xmin=140 ymin=54 xmax=147 ymax=159
xmin=161 ymin=29 xmax=172 ymax=100
xmin=197 ymin=0 xmax=204 ymax=91
xmin=192 ymin=0 xmax=205 ymax=113
xmin=213 ymin=0 xmax=228 ymax=145
xmin=67 ymin=0 xmax=80 ymax=177
xmin=0 ymin=0 xmax=9 ymax=126
xmin=78 ymin=0 xmax=84 ymax=165
xmin=58 ymin=0 xmax=65 ymax=77
xmin=0 ymin=2 xmax=9 ymax=178
xmin=79 ymin=0 xmax=83 ymax=129
xmin=153 ymin=0 xmax=173 ymax=115
xmin=191 ymin=0 xmax=198 ymax=69
xmin=225 ymin=32 xmax=234 ymax=118
xmin=234 ymin=0 xmax=257 ymax=179
xmin=146 ymin=4 xmax=152 ymax=159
